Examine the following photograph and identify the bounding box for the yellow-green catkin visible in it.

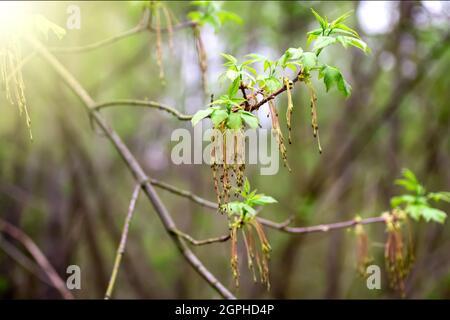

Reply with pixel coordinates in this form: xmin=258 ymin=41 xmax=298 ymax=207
xmin=1 ymin=37 xmax=32 ymax=140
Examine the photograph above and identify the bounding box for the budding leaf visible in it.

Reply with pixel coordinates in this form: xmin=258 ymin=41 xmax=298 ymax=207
xmin=251 ymin=195 xmax=278 ymax=205
xmin=191 ymin=108 xmax=213 ymax=126
xmin=311 ymin=8 xmax=328 ymax=30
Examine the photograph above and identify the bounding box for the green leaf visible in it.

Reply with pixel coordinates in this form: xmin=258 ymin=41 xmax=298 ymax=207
xmin=333 ymin=23 xmax=360 ymax=38
xmin=390 ymin=195 xmax=416 ymax=207
xmin=311 ymin=8 xmax=328 ymax=30
xmin=221 ymin=53 xmax=237 ymax=65
xmin=191 ymin=108 xmax=213 ymax=126
xmin=313 ymin=36 xmax=337 ymax=52
xmin=263 ymin=60 xmax=271 ymax=72
xmin=330 ymin=10 xmax=353 ymax=27
xmin=242 ymin=203 xmax=257 ymax=216
xmin=265 ymin=77 xmax=281 ymax=93
xmin=320 ymin=65 xmax=351 ymax=97
xmin=240 ymin=111 xmax=259 ymax=129
xmin=187 ymin=11 xmax=203 ymax=23
xmin=217 ymin=11 xmax=243 ymax=25
xmin=280 ymin=47 xmax=303 ymax=66
xmin=225 ymin=69 xmax=239 ymax=81
xmin=34 ymin=14 xmax=66 ymax=40
xmin=301 ymin=52 xmax=318 ymax=69
xmin=251 ymin=195 xmax=277 ymax=205
xmin=405 ymin=205 xmax=423 ymax=221
xmin=226 ymin=112 xmax=242 ymax=129
xmin=245 ymin=53 xmax=266 ymax=62
xmin=336 ymin=36 xmax=370 ymax=54
xmin=402 ymin=168 xmax=419 ymax=184
xmin=228 ymin=78 xmax=240 ymax=97
xmin=428 ymin=192 xmax=450 ymax=203
xmin=210 ymin=109 xmax=228 ymax=127
xmin=422 ymin=207 xmax=447 ymax=224
xmin=307 ymin=28 xmax=322 ymax=47
xmin=243 ymin=178 xmax=251 ymax=194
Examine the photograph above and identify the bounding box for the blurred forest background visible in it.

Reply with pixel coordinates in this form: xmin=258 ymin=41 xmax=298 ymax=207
xmin=0 ymin=1 xmax=449 ymax=299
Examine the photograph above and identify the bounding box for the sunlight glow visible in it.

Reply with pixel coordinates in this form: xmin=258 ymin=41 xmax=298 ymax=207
xmin=0 ymin=2 xmax=29 ymax=36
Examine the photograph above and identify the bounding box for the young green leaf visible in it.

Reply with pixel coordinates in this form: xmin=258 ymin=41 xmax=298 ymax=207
xmin=191 ymin=108 xmax=213 ymax=126
xmin=221 ymin=53 xmax=238 ymax=65
xmin=311 ymin=8 xmax=328 ymax=30
xmin=211 ymin=109 xmax=229 ymax=127
xmin=330 ymin=10 xmax=353 ymax=27
xmin=227 ymin=112 xmax=242 ymax=129
xmin=319 ymin=65 xmax=351 ymax=97
xmin=250 ymin=195 xmax=278 ymax=205
xmin=228 ymin=78 xmax=241 ymax=97
xmin=313 ymin=36 xmax=337 ymax=52
xmin=301 ymin=52 xmax=318 ymax=69
xmin=421 ymin=207 xmax=447 ymax=224
xmin=240 ymin=111 xmax=259 ymax=129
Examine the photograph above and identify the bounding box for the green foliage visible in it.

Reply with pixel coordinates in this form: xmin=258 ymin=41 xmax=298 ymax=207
xmin=391 ymin=169 xmax=449 ymax=224
xmin=307 ymin=8 xmax=370 ymax=54
xmin=222 ymin=178 xmax=277 ymax=222
xmin=319 ymin=65 xmax=352 ymax=97
xmin=188 ymin=1 xmax=242 ymax=31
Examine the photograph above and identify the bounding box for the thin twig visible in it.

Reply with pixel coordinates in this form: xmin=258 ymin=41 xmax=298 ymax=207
xmin=93 ymin=100 xmax=192 ymax=121
xmin=258 ymin=216 xmax=388 ymax=234
xmin=246 ymin=70 xmax=303 ymax=112
xmin=105 ymin=184 xmax=140 ymax=300
xmin=150 ymin=179 xmax=217 ymax=209
xmin=170 ymin=229 xmax=230 ymax=246
xmin=0 ymin=218 xmax=74 ymax=299
xmin=0 ymin=234 xmax=53 ymax=286
xmin=50 ymin=10 xmax=195 ymax=54
xmin=29 ymin=36 xmax=235 ymax=300
xmin=147 ymin=178 xmax=389 ymax=235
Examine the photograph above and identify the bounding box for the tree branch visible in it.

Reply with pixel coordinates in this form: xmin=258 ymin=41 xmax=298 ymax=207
xmin=0 ymin=218 xmax=74 ymax=299
xmin=50 ymin=9 xmax=195 ymax=54
xmin=0 ymin=234 xmax=54 ymax=287
xmin=93 ymin=100 xmax=192 ymax=121
xmin=246 ymin=70 xmax=302 ymax=112
xmin=258 ymin=216 xmax=387 ymax=234
xmin=170 ymin=229 xmax=230 ymax=246
xmin=29 ymin=36 xmax=235 ymax=300
xmin=105 ymin=184 xmax=140 ymax=300
xmin=145 ymin=178 xmax=390 ymax=235
xmin=150 ymin=178 xmax=218 ymax=210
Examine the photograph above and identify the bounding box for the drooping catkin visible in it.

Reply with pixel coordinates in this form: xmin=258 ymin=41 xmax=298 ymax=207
xmin=230 ymin=226 xmax=239 ymax=287
xmin=384 ymin=210 xmax=410 ymax=297
xmin=1 ymin=38 xmax=32 ymax=140
xmin=268 ymin=99 xmax=291 ymax=171
xmin=306 ymin=81 xmax=322 ymax=154
xmin=284 ymin=78 xmax=294 ymax=144
xmin=355 ymin=224 xmax=371 ymax=276
xmin=250 ymin=219 xmax=271 ymax=290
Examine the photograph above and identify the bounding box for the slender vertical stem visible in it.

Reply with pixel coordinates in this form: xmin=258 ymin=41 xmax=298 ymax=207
xmin=105 ymin=184 xmax=140 ymax=299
